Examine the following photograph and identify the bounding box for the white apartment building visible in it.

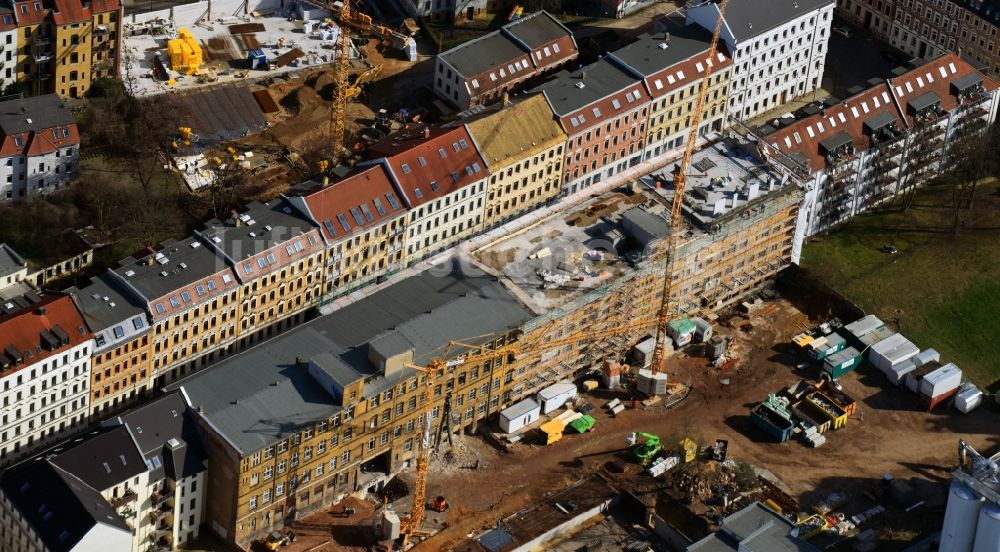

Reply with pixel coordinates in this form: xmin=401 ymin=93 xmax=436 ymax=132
xmin=686 ymin=0 xmax=835 ymax=120
xmin=0 ymin=243 xmax=27 ymax=292
xmin=0 ymin=293 xmax=92 ymax=466
xmin=367 ymin=126 xmax=490 ymax=262
xmin=763 ymin=54 xmax=998 ymax=236
xmin=0 ymin=392 xmax=208 ymax=552
xmin=0 ymin=22 xmax=16 ymax=92
xmin=0 ymin=94 xmax=80 ymax=200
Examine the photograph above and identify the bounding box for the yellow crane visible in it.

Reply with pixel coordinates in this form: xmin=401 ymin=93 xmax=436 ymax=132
xmin=648 ymin=0 xmax=729 ymax=375
xmin=399 ymin=0 xmax=731 ymax=544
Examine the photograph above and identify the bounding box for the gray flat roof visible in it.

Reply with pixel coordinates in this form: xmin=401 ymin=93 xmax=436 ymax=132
xmin=113 ymin=236 xmax=230 ymax=301
xmin=174 ymin=264 xmax=531 ymax=455
xmin=697 ymin=0 xmax=835 ymax=42
xmin=0 ymin=94 xmax=75 ymax=135
xmin=198 ymin=198 xmax=318 ymax=261
xmin=503 ymin=10 xmax=572 ymax=49
xmin=819 ymin=130 xmax=853 ymax=153
xmin=610 ymin=26 xmax=714 ymax=77
xmin=863 ymin=111 xmax=897 ymax=133
xmin=535 ymin=58 xmax=641 ymax=116
xmin=622 ymin=206 xmax=670 ymax=239
xmin=689 ymin=502 xmax=820 ymax=551
xmin=68 ymin=273 xmax=146 ymax=333
xmin=951 ymin=71 xmax=983 ymax=92
xmin=0 ymin=243 xmax=25 ymax=277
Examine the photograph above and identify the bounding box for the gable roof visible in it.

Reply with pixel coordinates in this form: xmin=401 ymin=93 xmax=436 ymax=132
xmin=0 ymin=461 xmax=130 ymax=552
xmin=297 ymin=165 xmax=407 ymax=244
xmin=689 ymin=0 xmax=834 ymax=42
xmin=609 ymin=26 xmax=733 ymax=98
xmin=369 ymin=126 xmax=490 ymax=208
xmin=48 ymin=425 xmax=147 ymax=492
xmin=0 ymin=242 xmax=26 ymax=278
xmin=0 ymin=293 xmax=91 ymax=372
xmin=118 ymin=392 xmax=207 ymax=482
xmin=464 ymin=94 xmax=565 ymax=168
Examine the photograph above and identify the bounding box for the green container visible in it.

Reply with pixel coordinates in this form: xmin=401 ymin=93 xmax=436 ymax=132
xmin=822 ymin=346 xmax=862 ymax=379
xmin=569 ymin=415 xmax=595 ymax=433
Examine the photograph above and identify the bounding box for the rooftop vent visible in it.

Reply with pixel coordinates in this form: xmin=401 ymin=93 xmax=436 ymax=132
xmin=575 ymin=82 xmax=586 ymax=89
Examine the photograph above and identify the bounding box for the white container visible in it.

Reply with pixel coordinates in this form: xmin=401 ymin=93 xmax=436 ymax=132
xmin=845 ymin=315 xmax=884 ymax=339
xmin=537 ymin=381 xmax=577 ymax=414
xmin=498 ymin=398 xmax=540 ymax=433
xmin=920 ymin=363 xmax=962 ymax=398
xmin=913 ymin=348 xmax=940 ymax=368
xmin=940 ymin=481 xmax=983 ymax=552
xmin=955 ymin=386 xmax=984 ymax=414
xmin=869 ymin=333 xmax=919 ymax=372
xmin=884 ymin=358 xmax=916 ymax=386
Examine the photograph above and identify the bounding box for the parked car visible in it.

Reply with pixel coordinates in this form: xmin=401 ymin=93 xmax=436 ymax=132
xmin=832 ymin=25 xmax=852 ymax=38
xmin=882 ymin=244 xmax=898 ymax=254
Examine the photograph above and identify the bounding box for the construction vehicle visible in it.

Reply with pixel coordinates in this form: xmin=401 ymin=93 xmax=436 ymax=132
xmin=508 ymin=5 xmax=524 ymax=20
xmin=333 ymin=0 xmax=416 ymax=60
xmin=630 ymin=432 xmax=663 ymax=465
xmin=344 ymin=63 xmax=382 ymax=100
xmin=263 ymin=530 xmax=293 ymax=550
xmin=429 ymin=495 xmax=448 ymax=513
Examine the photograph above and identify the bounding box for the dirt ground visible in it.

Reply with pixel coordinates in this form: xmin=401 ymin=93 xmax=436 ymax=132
xmin=280 ymin=291 xmax=999 ymax=552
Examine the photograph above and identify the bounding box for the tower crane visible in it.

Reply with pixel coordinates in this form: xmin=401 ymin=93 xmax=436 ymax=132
xmin=648 ymin=0 xmax=729 ymax=375
xmin=329 ymin=25 xmax=352 ymax=160
xmin=398 ymin=1 xmax=730 ymax=544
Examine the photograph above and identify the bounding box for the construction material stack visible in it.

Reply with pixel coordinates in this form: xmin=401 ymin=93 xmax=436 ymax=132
xmin=167 ymin=28 xmax=203 ymax=74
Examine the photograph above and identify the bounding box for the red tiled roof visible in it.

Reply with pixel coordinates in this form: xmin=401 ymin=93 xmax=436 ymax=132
xmin=0 ymin=294 xmax=92 ymax=372
xmin=12 ymin=0 xmax=47 ymax=26
xmin=643 ymin=48 xmax=733 ymax=98
xmin=302 ymin=165 xmax=407 ymax=243
xmin=0 ymin=124 xmax=79 ymax=157
xmin=368 ymin=126 xmax=490 ymax=208
xmin=50 ymin=0 xmax=119 ymax=25
xmin=768 ymin=54 xmax=998 ymax=172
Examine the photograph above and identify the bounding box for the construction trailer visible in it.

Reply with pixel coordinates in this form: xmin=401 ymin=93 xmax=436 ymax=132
xmin=807 ymin=331 xmax=847 ymax=361
xmin=537 ymin=381 xmax=577 ymax=414
xmin=822 ymin=346 xmax=862 ymax=380
xmin=919 ymin=363 xmax=962 ymax=410
xmin=499 ymin=398 xmax=541 ymax=433
xmin=869 ymin=333 xmax=919 ymax=372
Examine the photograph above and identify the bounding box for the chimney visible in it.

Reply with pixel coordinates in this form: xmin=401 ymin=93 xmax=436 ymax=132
xmin=36 ymin=306 xmax=47 ymax=315
xmin=295 ymin=356 xmax=305 ymax=366
xmin=322 ymin=175 xmax=330 ymax=187
xmin=232 ymin=209 xmax=241 ymax=227
xmin=664 ymin=32 xmax=670 ymax=44
xmin=502 ymin=90 xmax=511 ymax=107
xmin=423 ymin=126 xmax=431 ymax=139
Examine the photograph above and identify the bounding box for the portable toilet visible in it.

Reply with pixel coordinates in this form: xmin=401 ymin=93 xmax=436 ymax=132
xmin=248 ymin=49 xmax=267 ymax=70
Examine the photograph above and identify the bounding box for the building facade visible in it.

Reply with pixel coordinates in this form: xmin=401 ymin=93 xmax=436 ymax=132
xmin=609 ymin=25 xmax=733 ymax=161
xmin=888 ymin=0 xmax=958 ymax=60
xmin=368 ymin=126 xmax=490 ymax=262
xmin=686 ymin=0 xmax=834 ymax=120
xmin=0 ymin=243 xmax=27 ymax=291
xmin=535 ymin=58 xmax=651 ymax=194
xmin=175 ymin=270 xmax=531 ymax=548
xmin=836 ymin=0 xmax=896 ymax=40
xmin=465 ymin=94 xmax=566 ymax=228
xmin=0 ymin=292 xmax=92 ymax=466
xmin=68 ymin=273 xmax=153 ymax=418
xmin=0 ymin=94 xmax=80 ymax=200
xmin=292 ymin=167 xmax=408 ymax=300
xmin=434 ymin=11 xmax=578 ymax=109
xmin=764 ymin=54 xmax=999 ymax=236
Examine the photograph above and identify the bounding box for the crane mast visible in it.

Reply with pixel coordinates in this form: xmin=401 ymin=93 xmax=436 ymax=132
xmin=648 ymin=0 xmax=730 ymax=375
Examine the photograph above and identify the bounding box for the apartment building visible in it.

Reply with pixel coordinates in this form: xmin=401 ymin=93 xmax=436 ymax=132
xmin=10 ymin=0 xmax=122 ymax=97
xmin=686 ymin=0 xmax=834 ymax=120
xmin=0 ymin=94 xmax=79 ymax=200
xmin=763 ymin=54 xmax=998 ymax=236
xmin=534 ymin=57 xmax=651 ymax=194
xmin=836 ymin=0 xmax=896 ymax=40
xmin=464 ymin=94 xmax=566 ymax=228
xmin=609 ymin=24 xmax=734 ymax=161
xmin=174 ymin=268 xmax=531 ymax=548
xmin=0 ymin=391 xmax=208 ymax=552
xmin=434 ymin=11 xmax=578 ymax=109
xmin=888 ymin=0 xmax=958 ymax=60
xmin=0 ymin=243 xmax=27 ymax=291
xmin=0 ymin=292 xmax=92 ymax=466
xmin=68 ymin=273 xmax=152 ymax=418
xmin=0 ymin=13 xmax=15 ymax=91
xmin=291 ymin=167 xmax=408 ymax=299
xmin=196 ymin=198 xmax=325 ymax=349
xmin=368 ymin=126 xmax=490 ymax=261
xmin=110 ymin=237 xmax=242 ymax=388
xmin=952 ymin=0 xmax=1000 ymax=77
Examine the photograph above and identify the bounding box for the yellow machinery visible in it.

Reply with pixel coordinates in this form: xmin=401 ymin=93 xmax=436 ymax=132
xmin=540 ymin=419 xmax=564 ymax=445
xmin=335 ymin=1 xmax=415 ymax=55
xmin=167 ymin=28 xmax=203 ymax=74
xmin=344 ymin=63 xmax=382 ymax=100
xmin=397 ymin=1 xmax=731 ymax=546
xmin=680 ymin=438 xmax=698 ymax=463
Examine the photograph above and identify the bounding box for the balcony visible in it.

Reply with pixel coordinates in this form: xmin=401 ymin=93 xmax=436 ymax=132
xmin=151 ymin=488 xmax=174 ymax=506
xmin=32 ymin=36 xmax=50 ymax=46
xmin=95 ymin=24 xmax=110 ymax=34
xmin=33 ymin=52 xmax=53 ymax=63
xmin=110 ymin=490 xmax=138 ymax=509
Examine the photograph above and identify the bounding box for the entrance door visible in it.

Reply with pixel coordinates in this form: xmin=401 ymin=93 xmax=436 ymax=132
xmin=466 ymin=6 xmax=474 ymax=20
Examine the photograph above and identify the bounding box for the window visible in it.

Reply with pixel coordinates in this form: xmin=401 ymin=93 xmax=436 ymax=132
xmin=337 ymin=214 xmax=351 ymax=232
xmin=459 ymin=139 xmax=468 ymax=149
xmin=264 ymin=466 xmax=273 ymax=480
xmin=592 ymin=107 xmax=602 ymax=117
xmin=169 ymin=297 xmax=180 ymax=308
xmin=414 ymin=187 xmax=424 ymax=199
xmin=373 ymin=197 xmax=386 ymax=215
xmin=249 ymin=496 xmax=258 ymax=510
xmin=243 ymin=263 xmax=253 ymax=275
xmin=350 ymin=208 xmax=364 ymax=226
xmin=553 ymin=43 xmax=560 ymax=53
xmin=438 ymin=148 xmax=447 ymax=158
xmin=257 ymin=258 xmax=267 ymax=269
xmin=132 ymin=318 xmax=144 ymax=330
xmin=401 ymin=163 xmax=411 ymax=174
xmin=262 ymin=489 xmax=271 ymax=503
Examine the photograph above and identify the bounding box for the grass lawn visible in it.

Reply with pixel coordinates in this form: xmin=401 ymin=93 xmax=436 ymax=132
xmin=801 ymin=179 xmax=1000 ymax=389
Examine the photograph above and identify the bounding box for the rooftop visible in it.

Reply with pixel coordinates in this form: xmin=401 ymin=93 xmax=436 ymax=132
xmin=688 ymin=501 xmax=820 ymax=551
xmin=0 ymin=242 xmax=26 ymax=278
xmin=116 ymin=392 xmax=208 ymax=482
xmin=953 ymin=447 xmax=1000 ymax=506
xmin=535 ymin=57 xmax=647 ymax=119
xmin=296 ymin=165 xmax=407 ymax=244
xmin=463 ymin=94 xmax=565 ymax=168
xmin=368 ymin=126 xmax=489 ymax=208
xmin=0 ymin=293 xmax=92 ymax=372
xmin=0 ymin=461 xmax=131 ymax=552
xmin=689 ymin=0 xmax=835 ymax=42
xmin=48 ymin=425 xmax=147 ymax=492
xmin=173 ymin=264 xmax=530 ymax=455
xmin=67 ymin=273 xmax=147 ymax=334
xmin=609 ymin=25 xmax=732 ymax=97
xmin=0 ymin=94 xmax=76 ymax=135
xmin=503 ymin=10 xmax=573 ymax=50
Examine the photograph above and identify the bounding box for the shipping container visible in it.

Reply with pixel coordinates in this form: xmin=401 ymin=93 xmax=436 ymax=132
xmin=919 ymin=363 xmax=962 ymax=398
xmin=806 ymin=392 xmax=848 ymax=429
xmin=920 ymin=387 xmax=959 ymax=411
xmin=869 ymin=333 xmax=919 ymax=372
xmin=822 ymin=346 xmax=862 ymax=379
xmin=809 ymin=332 xmax=847 ymax=361
xmin=844 ymin=315 xmax=886 ymax=345
xmin=858 ymin=325 xmax=896 ymax=351
xmin=955 ymin=385 xmax=983 ymax=413
xmin=751 ymin=403 xmax=795 ymax=443
xmin=913 ymin=348 xmax=940 ymax=368
xmin=499 ymin=398 xmax=540 ymax=433
xmin=884 ymin=358 xmax=916 ymax=386
xmin=691 ymin=317 xmax=713 ymax=343
xmin=905 ymin=360 xmax=943 ymax=393
xmin=816 ymin=380 xmax=858 ymax=416
xmin=792 ymin=399 xmax=832 ymax=433
xmin=537 ymin=381 xmax=577 ymax=414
